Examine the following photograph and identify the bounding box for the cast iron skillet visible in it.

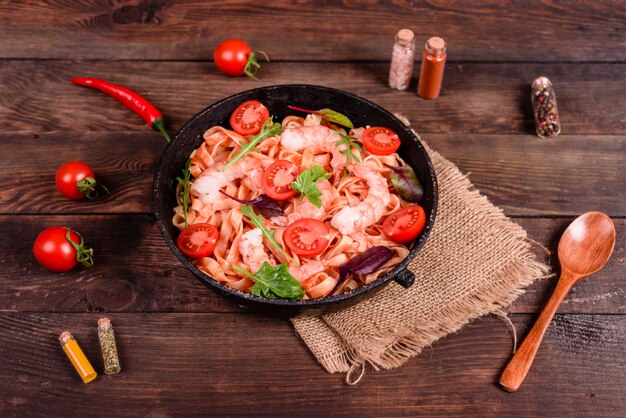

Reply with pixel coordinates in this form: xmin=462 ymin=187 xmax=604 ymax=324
xmin=153 ymin=85 xmax=438 ymax=317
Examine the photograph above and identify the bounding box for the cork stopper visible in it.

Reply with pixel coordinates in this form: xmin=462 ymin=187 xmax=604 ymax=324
xmin=59 ymin=330 xmax=72 ymax=344
xmin=397 ymin=29 xmax=414 ymax=43
xmin=98 ymin=317 xmax=111 ymax=327
xmin=426 ymin=37 xmax=446 ymax=54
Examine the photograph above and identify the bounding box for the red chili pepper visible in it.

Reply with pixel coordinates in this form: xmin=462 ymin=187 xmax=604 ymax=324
xmin=72 ymin=77 xmax=170 ymax=142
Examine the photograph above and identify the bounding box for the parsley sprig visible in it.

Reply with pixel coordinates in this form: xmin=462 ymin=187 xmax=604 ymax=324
xmin=290 ymin=166 xmax=330 ymax=208
xmin=176 ymin=160 xmax=192 ymax=227
xmin=335 ymin=132 xmax=362 ymax=163
xmin=232 ymin=262 xmax=305 ymax=300
xmin=222 ymin=117 xmax=282 ymax=171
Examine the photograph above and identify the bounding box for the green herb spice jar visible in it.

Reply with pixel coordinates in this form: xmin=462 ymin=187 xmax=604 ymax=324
xmin=97 ymin=317 xmax=121 ymax=375
xmin=531 ymin=76 xmax=561 ymax=138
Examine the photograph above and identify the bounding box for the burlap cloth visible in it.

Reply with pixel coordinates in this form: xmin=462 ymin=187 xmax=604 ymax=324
xmin=291 ymin=125 xmax=550 ymax=380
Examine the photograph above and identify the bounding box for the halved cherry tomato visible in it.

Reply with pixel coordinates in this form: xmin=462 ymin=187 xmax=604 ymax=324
xmin=362 ymin=127 xmax=401 ymax=155
xmin=284 ymin=218 xmax=330 ymax=257
xmin=382 ymin=205 xmax=426 ymax=244
xmin=262 ymin=160 xmax=299 ymax=200
xmin=177 ymin=223 xmax=219 ymax=258
xmin=229 ymin=100 xmax=270 ymax=135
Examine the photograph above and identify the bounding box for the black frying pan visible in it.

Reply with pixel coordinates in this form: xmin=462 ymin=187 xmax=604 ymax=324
xmin=153 ymin=85 xmax=438 ymax=317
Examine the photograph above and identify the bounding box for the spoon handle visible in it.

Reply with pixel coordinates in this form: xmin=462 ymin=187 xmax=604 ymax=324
xmin=499 ymin=270 xmax=578 ymax=392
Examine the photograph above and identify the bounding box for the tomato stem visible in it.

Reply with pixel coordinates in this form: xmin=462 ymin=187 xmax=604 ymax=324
xmin=65 ymin=228 xmax=94 ymax=268
xmin=76 ymin=176 xmax=109 ymax=200
xmin=244 ymin=50 xmax=269 ymax=80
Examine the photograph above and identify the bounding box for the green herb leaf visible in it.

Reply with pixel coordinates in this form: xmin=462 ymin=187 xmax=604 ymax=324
xmin=222 ymin=117 xmax=282 ymax=171
xmin=335 ymin=133 xmax=361 ymax=163
xmin=232 ymin=262 xmax=305 ymax=300
xmin=240 ymin=205 xmax=296 ymax=264
xmin=290 ymin=166 xmax=330 ymax=208
xmin=176 ymin=160 xmax=192 ymax=227
xmin=318 ymin=109 xmax=354 ymax=129
xmin=384 ymin=163 xmax=424 ymax=203
xmin=287 ymin=105 xmax=354 ymax=129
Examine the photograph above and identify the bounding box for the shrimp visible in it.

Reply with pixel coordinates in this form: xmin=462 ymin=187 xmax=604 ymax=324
xmin=289 ymin=260 xmax=325 ymax=283
xmin=191 ymin=157 xmax=262 ymax=203
xmin=330 ymin=164 xmax=390 ymax=235
xmin=280 ymin=124 xmax=347 ymax=170
xmin=288 ymin=179 xmax=333 ymax=222
xmin=239 ymin=228 xmax=275 ymax=273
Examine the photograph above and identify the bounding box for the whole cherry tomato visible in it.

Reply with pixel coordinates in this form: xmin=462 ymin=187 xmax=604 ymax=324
xmin=213 ymin=39 xmax=268 ymax=79
xmin=55 ymin=161 xmax=108 ymax=200
xmin=33 ymin=227 xmax=94 ymax=272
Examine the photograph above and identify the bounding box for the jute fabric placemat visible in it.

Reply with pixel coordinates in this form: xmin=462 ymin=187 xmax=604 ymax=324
xmin=292 ymin=127 xmax=550 ymax=380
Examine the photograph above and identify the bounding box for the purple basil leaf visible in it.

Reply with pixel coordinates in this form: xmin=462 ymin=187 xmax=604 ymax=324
xmin=219 ymin=191 xmax=284 ymax=218
xmin=384 ymin=163 xmax=424 ymax=203
xmin=331 ymin=246 xmax=393 ymax=295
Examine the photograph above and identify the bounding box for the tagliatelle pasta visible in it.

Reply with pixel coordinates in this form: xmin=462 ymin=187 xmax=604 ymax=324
xmin=173 ymin=112 xmax=413 ymax=299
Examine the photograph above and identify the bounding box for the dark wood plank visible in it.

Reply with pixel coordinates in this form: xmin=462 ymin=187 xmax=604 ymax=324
xmin=1 ymin=61 xmax=625 ymax=135
xmin=0 ymin=1 xmax=624 ymax=61
xmin=1 ymin=215 xmax=623 ymax=314
xmin=1 ymin=313 xmax=623 ymax=417
xmin=1 ymin=131 xmax=623 ymax=216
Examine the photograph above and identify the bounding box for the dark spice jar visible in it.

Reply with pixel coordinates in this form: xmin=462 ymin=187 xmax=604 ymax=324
xmin=531 ymin=76 xmax=561 ymax=138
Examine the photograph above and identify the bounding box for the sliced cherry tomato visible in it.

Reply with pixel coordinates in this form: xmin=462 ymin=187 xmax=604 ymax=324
xmin=55 ymin=161 xmax=96 ymax=200
xmin=177 ymin=223 xmax=219 ymax=258
xmin=382 ymin=205 xmax=426 ymax=244
xmin=284 ymin=218 xmax=330 ymax=257
xmin=262 ymin=160 xmax=299 ymax=200
xmin=33 ymin=227 xmax=93 ymax=272
xmin=362 ymin=127 xmax=401 ymax=155
xmin=229 ymin=100 xmax=270 ymax=135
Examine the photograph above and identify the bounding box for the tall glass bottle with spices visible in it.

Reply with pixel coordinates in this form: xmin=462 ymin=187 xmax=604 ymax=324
xmin=417 ymin=37 xmax=447 ymax=99
xmin=388 ymin=29 xmax=415 ymax=91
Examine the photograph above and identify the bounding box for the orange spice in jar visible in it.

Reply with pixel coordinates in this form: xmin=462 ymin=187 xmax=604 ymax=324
xmin=417 ymin=37 xmax=447 ymax=99
xmin=59 ymin=331 xmax=97 ymax=383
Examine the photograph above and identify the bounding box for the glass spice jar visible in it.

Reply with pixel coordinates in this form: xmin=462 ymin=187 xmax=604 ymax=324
xmin=97 ymin=317 xmax=121 ymax=375
xmin=531 ymin=76 xmax=561 ymax=138
xmin=388 ymin=29 xmax=415 ymax=91
xmin=59 ymin=331 xmax=98 ymax=383
xmin=417 ymin=37 xmax=447 ymax=99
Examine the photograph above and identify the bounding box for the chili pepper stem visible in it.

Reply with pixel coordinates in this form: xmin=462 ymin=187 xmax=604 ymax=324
xmin=153 ymin=118 xmax=171 ymax=142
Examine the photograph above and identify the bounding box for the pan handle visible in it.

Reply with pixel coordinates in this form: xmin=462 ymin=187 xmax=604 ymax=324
xmin=393 ymin=268 xmax=415 ymax=288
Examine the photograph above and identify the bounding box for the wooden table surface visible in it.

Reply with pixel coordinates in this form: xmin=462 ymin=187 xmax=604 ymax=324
xmin=1 ymin=1 xmax=624 ymax=416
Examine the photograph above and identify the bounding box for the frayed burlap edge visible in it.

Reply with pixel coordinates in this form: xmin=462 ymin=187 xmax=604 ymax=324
xmin=291 ymin=124 xmax=551 ymax=377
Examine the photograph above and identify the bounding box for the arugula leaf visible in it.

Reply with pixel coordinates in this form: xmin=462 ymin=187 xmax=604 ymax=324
xmin=384 ymin=163 xmax=424 ymax=203
xmin=335 ymin=132 xmax=362 ymax=163
xmin=287 ymin=105 xmax=354 ymax=129
xmin=240 ymin=205 xmax=296 ymax=264
xmin=232 ymin=262 xmax=305 ymax=300
xmin=176 ymin=160 xmax=192 ymax=227
xmin=290 ymin=166 xmax=330 ymax=208
xmin=222 ymin=117 xmax=282 ymax=171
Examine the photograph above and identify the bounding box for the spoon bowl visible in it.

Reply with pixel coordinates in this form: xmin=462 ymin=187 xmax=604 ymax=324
xmin=500 ymin=211 xmax=616 ymax=392
xmin=558 ymin=211 xmax=616 ymax=276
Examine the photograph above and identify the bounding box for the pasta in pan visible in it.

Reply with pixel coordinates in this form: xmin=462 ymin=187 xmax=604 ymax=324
xmin=173 ymin=102 xmax=424 ymax=300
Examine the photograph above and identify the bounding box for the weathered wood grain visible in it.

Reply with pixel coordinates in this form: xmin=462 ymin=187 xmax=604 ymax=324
xmin=1 ymin=132 xmax=623 ymax=216
xmin=0 ymin=313 xmax=623 ymax=417
xmin=1 ymin=215 xmax=623 ymax=314
xmin=1 ymin=61 xmax=625 ymax=135
xmin=0 ymin=1 xmax=624 ymax=61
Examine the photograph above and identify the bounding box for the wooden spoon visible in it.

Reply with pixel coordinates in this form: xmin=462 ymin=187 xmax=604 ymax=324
xmin=499 ymin=211 xmax=616 ymax=393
